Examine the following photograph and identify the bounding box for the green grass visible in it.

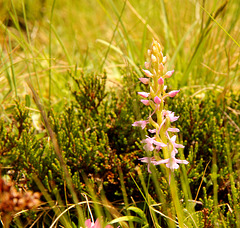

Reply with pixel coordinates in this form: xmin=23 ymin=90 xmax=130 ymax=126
xmin=1 ymin=0 xmax=239 ymax=106
xmin=0 ymin=0 xmax=240 ymax=227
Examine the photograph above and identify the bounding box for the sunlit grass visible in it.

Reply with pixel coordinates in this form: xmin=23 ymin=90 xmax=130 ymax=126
xmin=0 ymin=0 xmax=239 ymax=227
xmin=1 ymin=0 xmax=239 ymax=108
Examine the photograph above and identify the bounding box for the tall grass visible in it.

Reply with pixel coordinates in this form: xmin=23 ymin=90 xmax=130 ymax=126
xmin=0 ymin=0 xmax=239 ymax=227
xmin=1 ymin=0 xmax=239 ymax=106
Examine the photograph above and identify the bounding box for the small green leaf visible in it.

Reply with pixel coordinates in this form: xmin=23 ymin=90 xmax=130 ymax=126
xmin=109 ymin=216 xmax=144 ymax=225
xmin=127 ymin=206 xmax=147 ymax=221
xmin=25 ymin=94 xmax=31 ymax=107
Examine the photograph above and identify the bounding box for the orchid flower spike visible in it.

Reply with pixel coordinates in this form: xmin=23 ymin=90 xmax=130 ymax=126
xmin=132 ymin=39 xmax=188 ymax=180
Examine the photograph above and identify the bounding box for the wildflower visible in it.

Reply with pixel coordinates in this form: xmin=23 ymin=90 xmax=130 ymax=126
xmin=169 ymin=135 xmax=184 ymax=151
xmin=154 ymin=96 xmax=161 ymax=104
xmin=141 ymin=136 xmax=155 ymax=151
xmin=158 ymin=63 xmax=164 ymax=71
xmin=153 ymin=140 xmax=167 ymax=151
xmin=158 ymin=77 xmax=164 ymax=85
xmin=132 ymin=120 xmax=148 ymax=129
xmin=167 ymin=128 xmax=180 ymax=132
xmin=153 ymin=156 xmax=189 ymax=172
xmin=138 ymin=157 xmax=156 ymax=173
xmin=139 ymin=77 xmax=149 ymax=84
xmin=148 ymin=129 xmax=156 ymax=133
xmin=133 ymin=39 xmax=188 ymax=181
xmin=84 ymin=218 xmax=113 ymax=228
xmin=142 ymin=69 xmax=153 ymax=77
xmin=168 ymin=90 xmax=180 ymax=98
xmin=141 ymin=99 xmax=150 ymax=106
xmin=163 ymin=111 xmax=179 ymax=122
xmin=162 ymin=56 xmax=167 ymax=64
xmin=164 ymin=70 xmax=174 ymax=78
xmin=144 ymin=62 xmax=150 ymax=69
xmin=151 ymin=54 xmax=157 ymax=62
xmin=141 ymin=136 xmax=167 ymax=152
xmin=138 ymin=92 xmax=150 ymax=98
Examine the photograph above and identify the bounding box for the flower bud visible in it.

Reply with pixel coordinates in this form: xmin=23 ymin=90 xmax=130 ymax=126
xmin=158 ymin=77 xmax=164 ymax=85
xmin=159 ymin=63 xmax=164 ymax=71
xmin=151 ymin=54 xmax=157 ymax=62
xmin=164 ymin=70 xmax=174 ymax=78
xmin=162 ymin=56 xmax=167 ymax=64
xmin=144 ymin=62 xmax=150 ymax=69
xmin=138 ymin=92 xmax=150 ymax=98
xmin=138 ymin=77 xmax=149 ymax=84
xmin=142 ymin=69 xmax=153 ymax=77
xmin=154 ymin=96 xmax=161 ymax=104
xmin=168 ymin=90 xmax=180 ymax=97
xmin=141 ymin=100 xmax=150 ymax=106
xmin=152 ymin=46 xmax=157 ymax=54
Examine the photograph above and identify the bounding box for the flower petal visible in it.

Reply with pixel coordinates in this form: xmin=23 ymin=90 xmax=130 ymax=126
xmin=154 ymin=96 xmax=161 ymax=104
xmin=164 ymin=70 xmax=174 ymax=78
xmin=175 ymin=159 xmax=189 ymax=165
xmin=138 ymin=92 xmax=150 ymax=98
xmin=141 ymin=100 xmax=150 ymax=106
xmin=132 ymin=120 xmax=148 ymax=129
xmin=168 ymin=90 xmax=180 ymax=97
xmin=142 ymin=69 xmax=153 ymax=77
xmin=139 ymin=77 xmax=149 ymax=84
xmin=153 ymin=158 xmax=169 ymax=165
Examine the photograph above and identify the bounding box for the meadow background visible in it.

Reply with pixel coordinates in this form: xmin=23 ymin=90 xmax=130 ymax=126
xmin=0 ymin=0 xmax=239 ymax=227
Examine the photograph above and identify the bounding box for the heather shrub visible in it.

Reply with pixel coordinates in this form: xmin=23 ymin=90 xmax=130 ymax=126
xmin=0 ymin=71 xmax=239 ymax=226
xmin=0 ymin=72 xmax=142 ymax=202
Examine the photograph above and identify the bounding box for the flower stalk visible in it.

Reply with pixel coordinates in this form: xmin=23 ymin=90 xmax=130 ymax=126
xmin=133 ymin=39 xmax=188 ymax=180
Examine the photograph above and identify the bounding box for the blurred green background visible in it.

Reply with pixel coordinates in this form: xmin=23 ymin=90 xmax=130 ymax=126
xmin=1 ymin=0 xmax=239 ymax=110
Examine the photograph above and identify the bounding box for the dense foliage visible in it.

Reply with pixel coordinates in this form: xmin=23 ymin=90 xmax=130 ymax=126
xmin=0 ymin=71 xmax=239 ymax=226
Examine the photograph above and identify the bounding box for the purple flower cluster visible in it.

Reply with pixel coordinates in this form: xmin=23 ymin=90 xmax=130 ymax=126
xmin=132 ymin=40 xmax=188 ymax=178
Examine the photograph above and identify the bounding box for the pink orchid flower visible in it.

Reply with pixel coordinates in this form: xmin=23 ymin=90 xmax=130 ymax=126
xmin=167 ymin=128 xmax=180 ymax=132
xmin=158 ymin=77 xmax=164 ymax=85
xmin=138 ymin=156 xmax=156 ymax=173
xmin=162 ymin=111 xmax=179 ymax=122
xmin=139 ymin=77 xmax=149 ymax=84
xmin=164 ymin=70 xmax=174 ymax=78
xmin=132 ymin=120 xmax=148 ymax=129
xmin=141 ymin=136 xmax=155 ymax=151
xmin=141 ymin=136 xmax=167 ymax=152
xmin=141 ymin=99 xmax=150 ymax=106
xmin=142 ymin=69 xmax=153 ymax=77
xmin=168 ymin=90 xmax=180 ymax=98
xmin=169 ymin=135 xmax=184 ymax=148
xmin=84 ymin=219 xmax=113 ymax=228
xmin=154 ymin=96 xmax=161 ymax=104
xmin=153 ymin=140 xmax=167 ymax=151
xmin=153 ymin=155 xmax=188 ymax=172
xmin=138 ymin=92 xmax=150 ymax=98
